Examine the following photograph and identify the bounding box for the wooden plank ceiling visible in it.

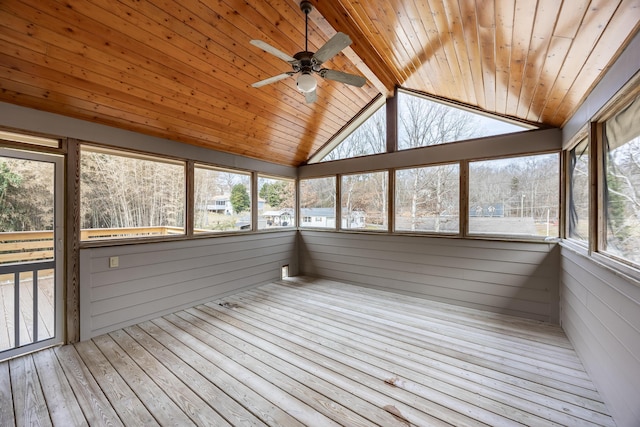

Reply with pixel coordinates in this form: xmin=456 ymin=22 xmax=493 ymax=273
xmin=0 ymin=1 xmax=638 ymax=166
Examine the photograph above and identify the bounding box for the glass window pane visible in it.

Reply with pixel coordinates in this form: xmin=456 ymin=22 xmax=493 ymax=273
xmin=469 ymin=154 xmax=559 ymax=238
xmin=80 ymin=147 xmax=185 ymax=240
xmin=604 ymin=94 xmax=640 ymax=265
xmin=398 ymin=91 xmax=528 ymax=150
xmin=568 ymin=138 xmax=589 ymax=242
xmin=320 ymin=106 xmax=386 ymax=161
xmin=258 ymin=175 xmax=295 ymax=229
xmin=300 ymin=177 xmax=336 ymax=229
xmin=194 ymin=166 xmax=251 ymax=233
xmin=341 ymin=171 xmax=388 ymax=231
xmin=395 ymin=164 xmax=459 ymax=233
xmin=0 ymin=157 xmax=55 ymax=264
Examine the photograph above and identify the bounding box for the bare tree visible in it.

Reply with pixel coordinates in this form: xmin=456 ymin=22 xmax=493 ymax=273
xmin=81 ymin=151 xmax=184 ymax=230
xmin=396 ymin=95 xmax=476 ymax=231
xmin=323 ymin=107 xmax=386 ymax=161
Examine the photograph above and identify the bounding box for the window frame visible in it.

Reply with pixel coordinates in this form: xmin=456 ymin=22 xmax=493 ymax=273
xmin=339 ymin=170 xmax=390 ymax=232
xmin=466 ymin=151 xmax=561 ymax=241
xmin=393 ymin=162 xmax=461 ymax=236
xmin=597 ymin=92 xmax=640 ymax=269
xmin=79 ymin=144 xmax=188 ymax=243
xmin=193 ymin=163 xmax=253 ymax=235
xmin=299 ymin=176 xmax=337 ymax=230
xmin=561 ymin=83 xmax=640 ymax=278
xmin=396 ymin=89 xmax=534 ymax=151
xmin=564 ymin=130 xmax=591 ymax=248
xmin=77 ymin=144 xmax=299 ymax=247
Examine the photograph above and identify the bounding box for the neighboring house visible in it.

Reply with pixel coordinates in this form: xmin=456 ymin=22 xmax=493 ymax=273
xmin=469 ymin=203 xmax=504 ymax=217
xmin=342 ymin=210 xmax=365 ymax=229
xmin=205 ymin=195 xmax=265 ymax=215
xmin=300 ymin=208 xmax=365 ymax=228
xmin=261 ymin=209 xmax=294 ymax=227
xmin=206 ymin=194 xmax=232 ymax=214
xmin=300 ymin=207 xmax=336 ymax=228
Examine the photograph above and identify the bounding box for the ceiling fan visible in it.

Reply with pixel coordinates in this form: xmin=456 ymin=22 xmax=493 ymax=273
xmin=250 ymin=0 xmax=366 ymax=103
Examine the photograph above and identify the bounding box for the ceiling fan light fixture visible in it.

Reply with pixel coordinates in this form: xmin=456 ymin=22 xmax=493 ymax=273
xmin=297 ymin=72 xmax=317 ymax=93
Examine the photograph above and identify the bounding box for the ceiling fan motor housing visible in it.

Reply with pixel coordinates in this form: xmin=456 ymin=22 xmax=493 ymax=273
xmin=293 ymin=51 xmax=318 ymax=73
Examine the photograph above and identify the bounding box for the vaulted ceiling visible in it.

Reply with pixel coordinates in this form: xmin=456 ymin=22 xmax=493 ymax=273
xmin=0 ymin=1 xmax=638 ymax=166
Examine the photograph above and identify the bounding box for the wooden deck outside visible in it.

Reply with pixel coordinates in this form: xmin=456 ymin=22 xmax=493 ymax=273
xmin=0 ymin=277 xmax=614 ymax=426
xmin=0 ymin=273 xmax=55 ymax=352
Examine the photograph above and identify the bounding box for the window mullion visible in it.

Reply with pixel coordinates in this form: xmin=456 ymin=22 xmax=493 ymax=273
xmin=186 ymin=160 xmax=195 ymax=237
xmin=591 ymin=121 xmax=603 ymax=255
xmin=460 ymin=160 xmax=469 ymax=238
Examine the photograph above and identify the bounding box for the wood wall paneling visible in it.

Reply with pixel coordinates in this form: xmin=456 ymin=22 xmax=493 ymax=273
xmin=80 ymin=231 xmax=297 ymax=339
xmin=299 ymin=231 xmax=560 ymax=323
xmin=559 ymin=247 xmax=640 ymax=427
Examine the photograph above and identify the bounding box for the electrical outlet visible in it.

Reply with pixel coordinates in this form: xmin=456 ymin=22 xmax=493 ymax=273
xmin=109 ymin=256 xmax=119 ymax=268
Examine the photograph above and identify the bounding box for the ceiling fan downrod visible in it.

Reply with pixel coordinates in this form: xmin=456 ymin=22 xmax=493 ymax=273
xmin=300 ymin=0 xmax=313 ymax=52
xmin=297 ymin=1 xmax=316 ymax=93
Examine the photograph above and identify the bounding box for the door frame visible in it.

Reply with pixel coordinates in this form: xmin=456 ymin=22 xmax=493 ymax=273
xmin=0 ymin=147 xmax=64 ymax=360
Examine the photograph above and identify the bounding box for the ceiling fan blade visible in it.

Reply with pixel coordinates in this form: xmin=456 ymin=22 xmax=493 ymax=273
xmin=318 ymin=69 xmax=366 ymax=87
xmin=312 ymin=32 xmax=352 ymax=65
xmin=305 ymin=89 xmax=317 ymax=104
xmin=250 ymin=39 xmax=296 ymax=63
xmin=251 ymin=72 xmax=294 ymax=88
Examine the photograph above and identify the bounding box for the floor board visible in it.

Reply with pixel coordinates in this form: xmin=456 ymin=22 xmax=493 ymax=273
xmin=0 ymin=277 xmax=615 ymax=426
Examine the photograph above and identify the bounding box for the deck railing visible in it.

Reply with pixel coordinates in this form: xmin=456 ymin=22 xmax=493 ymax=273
xmin=0 ymin=231 xmax=54 ymax=264
xmin=0 ymin=226 xmax=185 ymax=265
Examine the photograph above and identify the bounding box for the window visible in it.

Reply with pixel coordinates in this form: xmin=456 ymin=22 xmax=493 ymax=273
xmin=341 ymin=171 xmax=388 ymax=231
xmin=603 ymin=94 xmax=640 ymax=265
xmin=568 ymin=138 xmax=589 ymax=242
xmin=194 ymin=165 xmax=251 ymax=233
xmin=395 ymin=164 xmax=459 ymax=233
xmin=469 ymin=154 xmax=559 ymax=238
xmin=258 ymin=175 xmax=295 ymax=229
xmin=80 ymin=147 xmax=185 ymax=240
xmin=300 ymin=177 xmax=336 ymax=229
xmin=320 ymin=105 xmax=386 ymax=161
xmin=397 ymin=91 xmax=529 ymax=150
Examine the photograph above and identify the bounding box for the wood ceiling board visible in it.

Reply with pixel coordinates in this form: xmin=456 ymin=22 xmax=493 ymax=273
xmin=458 ymin=0 xmax=486 ymax=111
xmin=0 ymin=0 xmax=377 ymax=166
xmin=515 ymin=0 xmax=562 ymax=120
xmin=549 ymin=0 xmax=640 ymax=126
xmin=0 ymin=0 xmax=637 ymax=165
xmin=440 ymin=0 xmax=478 ymax=106
xmin=493 ymin=0 xmax=515 ymax=115
xmin=0 ymin=2 xmax=328 ymax=136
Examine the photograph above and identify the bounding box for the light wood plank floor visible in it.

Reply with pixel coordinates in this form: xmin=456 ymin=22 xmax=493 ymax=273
xmin=1 ymin=276 xmax=614 ymax=426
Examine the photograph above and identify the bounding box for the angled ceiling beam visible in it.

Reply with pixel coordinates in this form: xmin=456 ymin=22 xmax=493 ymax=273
xmin=285 ymin=0 xmax=393 ymax=97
